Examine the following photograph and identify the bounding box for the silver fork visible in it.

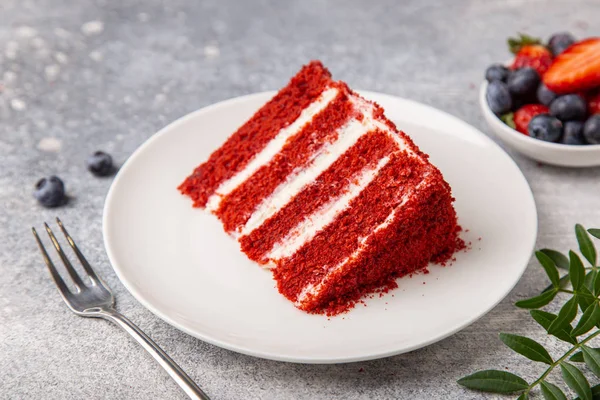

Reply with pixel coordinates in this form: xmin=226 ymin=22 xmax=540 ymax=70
xmin=32 ymin=218 xmax=210 ymax=400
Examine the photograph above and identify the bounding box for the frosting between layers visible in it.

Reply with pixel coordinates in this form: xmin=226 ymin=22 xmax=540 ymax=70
xmin=206 ymin=86 xmax=339 ymax=211
xmin=295 ymin=172 xmax=433 ymax=306
xmin=239 ymin=94 xmax=417 ymax=238
xmin=267 ymin=156 xmax=391 ymax=263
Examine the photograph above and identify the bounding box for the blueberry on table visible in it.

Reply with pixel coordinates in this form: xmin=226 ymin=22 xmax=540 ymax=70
xmin=536 ymin=83 xmax=557 ymax=106
xmin=87 ymin=151 xmax=115 ymax=176
xmin=486 ymin=81 xmax=512 ymax=115
xmin=562 ymin=121 xmax=587 ymax=145
xmin=549 ymin=94 xmax=587 ymax=121
xmin=548 ymin=32 xmax=576 ymax=56
xmin=34 ymin=176 xmax=66 ymax=207
xmin=583 ymin=115 xmax=600 ymax=144
xmin=528 ymin=114 xmax=563 ymax=142
xmin=485 ymin=64 xmax=510 ymax=82
xmin=507 ymin=67 xmax=540 ymax=97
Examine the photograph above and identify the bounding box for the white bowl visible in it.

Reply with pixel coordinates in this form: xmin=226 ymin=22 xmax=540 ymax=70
xmin=479 ymin=80 xmax=600 ymax=167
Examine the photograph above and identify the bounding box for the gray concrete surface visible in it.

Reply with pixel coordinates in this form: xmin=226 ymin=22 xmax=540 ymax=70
xmin=2 ymin=0 xmax=600 ymax=398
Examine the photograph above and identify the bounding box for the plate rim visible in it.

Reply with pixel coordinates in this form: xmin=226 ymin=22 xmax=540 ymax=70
xmin=103 ymin=90 xmax=538 ymax=363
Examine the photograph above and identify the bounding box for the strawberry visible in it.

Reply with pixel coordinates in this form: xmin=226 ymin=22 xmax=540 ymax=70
xmin=543 ymin=38 xmax=600 ymax=94
xmin=508 ymin=34 xmax=553 ymax=75
xmin=513 ymin=104 xmax=550 ymax=135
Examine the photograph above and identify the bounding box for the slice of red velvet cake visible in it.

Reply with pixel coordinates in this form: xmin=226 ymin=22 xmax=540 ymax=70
xmin=179 ymin=61 xmax=463 ymax=316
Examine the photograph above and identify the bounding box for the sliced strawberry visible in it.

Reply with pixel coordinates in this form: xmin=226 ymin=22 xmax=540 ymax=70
xmin=513 ymin=104 xmax=550 ymax=134
xmin=543 ymin=38 xmax=600 ymax=94
xmin=511 ymin=45 xmax=553 ymax=75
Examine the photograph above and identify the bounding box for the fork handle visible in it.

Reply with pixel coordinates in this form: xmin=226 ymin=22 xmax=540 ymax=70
xmin=100 ymin=309 xmax=210 ymax=400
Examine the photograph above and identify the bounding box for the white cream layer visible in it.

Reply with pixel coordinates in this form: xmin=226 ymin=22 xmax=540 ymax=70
xmin=205 ymin=86 xmax=339 ymax=212
xmin=239 ymin=95 xmax=416 ymax=238
xmin=266 ymin=156 xmax=391 ymax=262
xmin=294 ymin=173 xmax=433 ymax=306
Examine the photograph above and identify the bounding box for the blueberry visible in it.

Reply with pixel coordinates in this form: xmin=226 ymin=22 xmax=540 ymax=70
xmin=548 ymin=32 xmax=576 ymax=56
xmin=528 ymin=114 xmax=563 ymax=142
xmin=486 ymin=81 xmax=512 ymax=115
xmin=87 ymin=151 xmax=114 ymax=176
xmin=507 ymin=67 xmax=540 ymax=98
xmin=550 ymin=94 xmax=587 ymax=121
xmin=536 ymin=83 xmax=557 ymax=106
xmin=562 ymin=121 xmax=587 ymax=145
xmin=485 ymin=64 xmax=510 ymax=82
xmin=34 ymin=176 xmax=66 ymax=207
xmin=583 ymin=115 xmax=600 ymax=144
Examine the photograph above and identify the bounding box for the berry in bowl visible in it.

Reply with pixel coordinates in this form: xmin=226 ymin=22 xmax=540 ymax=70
xmin=480 ymin=32 xmax=600 ymax=167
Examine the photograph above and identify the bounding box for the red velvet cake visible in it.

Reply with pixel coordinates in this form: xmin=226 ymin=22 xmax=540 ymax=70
xmin=179 ymin=61 xmax=463 ymax=315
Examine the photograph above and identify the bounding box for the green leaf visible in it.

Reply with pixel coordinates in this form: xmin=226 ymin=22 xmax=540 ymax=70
xmin=507 ymin=33 xmax=542 ymax=54
xmin=573 ymin=303 xmax=600 ymax=336
xmin=582 ymin=346 xmax=600 ymax=378
xmin=561 ymin=362 xmax=592 ymax=400
xmin=501 ymin=112 xmax=516 ymax=129
xmin=571 ymin=351 xmax=585 ymax=362
xmin=540 ymin=380 xmax=567 ymax=400
xmin=548 ymin=297 xmax=578 ymax=335
xmin=577 ymin=224 xmax=597 ymax=266
xmin=543 ymin=274 xmax=571 ymax=294
xmin=530 ymin=310 xmax=576 ymax=344
xmin=541 ymin=249 xmax=570 ymax=270
xmin=499 ymin=333 xmax=553 ymax=364
xmin=594 ymin=272 xmax=600 ymax=296
xmin=571 ymin=349 xmax=600 ymax=363
xmin=593 ymin=384 xmax=600 ymax=398
xmin=537 ymin=251 xmax=560 ymax=288
xmin=589 ymin=229 xmax=600 ymax=240
xmin=457 ymin=370 xmax=528 ymax=393
xmin=577 ymin=286 xmax=595 ymax=313
xmin=516 ymin=289 xmax=558 ymax=309
xmin=574 ymin=383 xmax=600 ymax=399
xmin=517 ymin=393 xmax=529 ymax=400
xmin=571 ymin=251 xmax=586 ymax=290
xmin=586 ymin=270 xmax=597 ymax=292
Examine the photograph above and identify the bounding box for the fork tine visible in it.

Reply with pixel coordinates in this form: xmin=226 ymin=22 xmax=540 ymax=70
xmin=32 ymin=227 xmax=73 ymax=297
xmin=44 ymin=222 xmax=85 ymax=290
xmin=55 ymin=217 xmax=105 ymax=288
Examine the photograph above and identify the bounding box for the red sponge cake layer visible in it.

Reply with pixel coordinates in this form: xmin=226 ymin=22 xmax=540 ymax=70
xmin=239 ymin=129 xmax=399 ymax=264
xmin=179 ymin=61 xmax=334 ymax=208
xmin=179 ymin=61 xmax=463 ymax=315
xmin=216 ymin=86 xmax=354 ymax=233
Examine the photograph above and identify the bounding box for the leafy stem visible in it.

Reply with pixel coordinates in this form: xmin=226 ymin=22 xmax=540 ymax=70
xmin=525 ymin=329 xmax=600 ymax=395
xmin=458 ymin=225 xmax=600 ymax=399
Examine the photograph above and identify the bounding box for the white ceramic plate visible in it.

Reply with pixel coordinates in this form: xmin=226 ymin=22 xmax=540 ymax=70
xmin=103 ymin=91 xmax=537 ymax=364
